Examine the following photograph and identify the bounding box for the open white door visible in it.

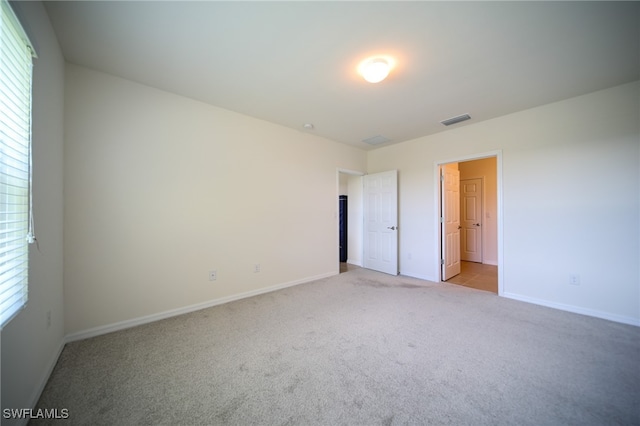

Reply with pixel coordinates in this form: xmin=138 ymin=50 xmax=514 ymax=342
xmin=363 ymin=170 xmax=398 ymax=275
xmin=441 ymin=166 xmax=461 ymax=280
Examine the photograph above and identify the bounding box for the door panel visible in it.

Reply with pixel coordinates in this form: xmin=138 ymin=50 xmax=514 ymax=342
xmin=442 ymin=167 xmax=461 ymax=280
xmin=461 ymin=178 xmax=482 ymax=262
xmin=363 ymin=170 xmax=398 ymax=275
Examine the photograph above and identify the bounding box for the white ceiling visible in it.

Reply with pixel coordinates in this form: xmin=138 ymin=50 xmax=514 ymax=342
xmin=43 ymin=1 xmax=639 ymax=150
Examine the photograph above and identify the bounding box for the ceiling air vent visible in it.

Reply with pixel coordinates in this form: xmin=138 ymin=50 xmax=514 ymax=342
xmin=440 ymin=113 xmax=471 ymax=126
xmin=362 ymin=135 xmax=391 ymax=145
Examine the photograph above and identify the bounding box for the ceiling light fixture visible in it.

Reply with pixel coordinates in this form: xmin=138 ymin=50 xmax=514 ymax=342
xmin=359 ymin=57 xmax=393 ymax=83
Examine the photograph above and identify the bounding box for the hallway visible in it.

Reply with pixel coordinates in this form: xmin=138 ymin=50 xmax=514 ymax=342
xmin=446 ymin=261 xmax=498 ymax=293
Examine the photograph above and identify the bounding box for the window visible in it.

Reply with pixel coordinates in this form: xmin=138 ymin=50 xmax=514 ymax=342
xmin=0 ymin=0 xmax=35 ymax=329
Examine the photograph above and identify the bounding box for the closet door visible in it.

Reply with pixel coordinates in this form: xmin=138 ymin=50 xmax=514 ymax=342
xmin=363 ymin=171 xmax=398 ymax=275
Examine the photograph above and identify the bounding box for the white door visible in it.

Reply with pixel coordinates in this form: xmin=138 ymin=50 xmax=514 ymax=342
xmin=363 ymin=170 xmax=398 ymax=275
xmin=461 ymin=178 xmax=482 ymax=262
xmin=441 ymin=166 xmax=461 ymax=280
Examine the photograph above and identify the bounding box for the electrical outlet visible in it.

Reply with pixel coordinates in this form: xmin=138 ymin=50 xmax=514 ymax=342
xmin=569 ymin=274 xmax=580 ymax=285
xmin=209 ymin=270 xmax=217 ymax=281
xmin=254 ymin=264 xmax=261 ymax=273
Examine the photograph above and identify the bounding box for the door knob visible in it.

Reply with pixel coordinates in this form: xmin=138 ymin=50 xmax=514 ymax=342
xmin=387 ymin=226 xmax=397 ymax=230
xmin=473 ymin=223 xmax=481 ymax=226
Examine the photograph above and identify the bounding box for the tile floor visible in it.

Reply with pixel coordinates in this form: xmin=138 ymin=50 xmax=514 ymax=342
xmin=446 ymin=261 xmax=498 ymax=293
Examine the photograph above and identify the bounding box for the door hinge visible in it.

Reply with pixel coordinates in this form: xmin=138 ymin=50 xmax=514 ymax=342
xmin=440 ymin=217 xmax=444 ymax=223
xmin=441 ymin=259 xmax=444 ymax=265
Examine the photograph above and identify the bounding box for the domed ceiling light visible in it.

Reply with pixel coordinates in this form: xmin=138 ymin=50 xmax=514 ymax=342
xmin=359 ymin=57 xmax=393 ymax=83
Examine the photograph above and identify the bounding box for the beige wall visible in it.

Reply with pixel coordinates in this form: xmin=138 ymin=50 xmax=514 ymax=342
xmin=63 ymin=64 xmax=366 ymax=336
xmin=1 ymin=1 xmax=66 ymax=421
xmin=368 ymin=81 xmax=639 ymax=325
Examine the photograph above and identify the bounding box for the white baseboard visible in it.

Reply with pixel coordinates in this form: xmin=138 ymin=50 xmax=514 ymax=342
xmin=346 ymin=259 xmax=362 ymax=267
xmin=502 ymin=292 xmax=640 ymax=327
xmin=65 ymin=271 xmax=337 ymax=343
xmin=16 ymin=338 xmax=67 ymax=426
xmin=483 ymin=260 xmax=498 ymax=266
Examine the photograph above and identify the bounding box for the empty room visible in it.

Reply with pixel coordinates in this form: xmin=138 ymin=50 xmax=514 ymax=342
xmin=1 ymin=1 xmax=639 ymax=425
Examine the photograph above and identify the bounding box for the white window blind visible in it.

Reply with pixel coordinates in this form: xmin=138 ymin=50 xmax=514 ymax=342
xmin=0 ymin=0 xmax=35 ymax=329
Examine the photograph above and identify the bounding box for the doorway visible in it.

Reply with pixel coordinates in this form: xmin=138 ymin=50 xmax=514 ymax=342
xmin=338 ymin=170 xmax=364 ymax=273
xmin=436 ymin=152 xmax=502 ymax=294
xmin=337 ymin=169 xmax=399 ymax=275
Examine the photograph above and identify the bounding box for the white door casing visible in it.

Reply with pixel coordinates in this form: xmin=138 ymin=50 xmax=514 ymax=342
xmin=435 ymin=151 xmax=502 ymax=295
xmin=441 ymin=166 xmax=461 ymax=280
xmin=461 ymin=178 xmax=483 ymax=263
xmin=363 ymin=170 xmax=398 ymax=275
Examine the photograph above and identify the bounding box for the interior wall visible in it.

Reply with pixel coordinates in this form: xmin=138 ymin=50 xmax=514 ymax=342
xmin=1 ymin=1 xmax=66 ymax=421
xmin=459 ymin=157 xmax=497 ymax=265
xmin=347 ymin=175 xmax=363 ymax=266
xmin=63 ymin=64 xmax=366 ymax=336
xmin=367 ymin=81 xmax=640 ymax=325
xmin=339 ymin=173 xmax=348 ymax=195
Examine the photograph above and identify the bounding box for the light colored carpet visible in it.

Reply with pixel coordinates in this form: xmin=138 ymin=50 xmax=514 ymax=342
xmin=33 ymin=268 xmax=640 ymax=425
